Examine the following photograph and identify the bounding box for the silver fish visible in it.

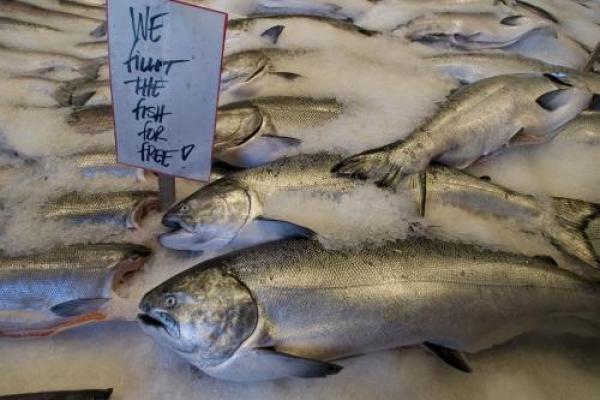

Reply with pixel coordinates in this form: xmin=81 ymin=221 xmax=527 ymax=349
xmin=160 ymin=154 xmax=600 ymax=280
xmin=467 ymin=111 xmax=600 ymax=203
xmin=0 ymin=389 xmax=112 ymax=400
xmin=512 ymin=0 xmax=600 ymax=50
xmin=44 ymin=191 xmax=160 ymax=229
xmin=61 ymin=49 xmax=303 ymax=107
xmin=399 ymin=12 xmax=555 ymax=49
xmin=0 ymin=243 xmax=151 ymax=337
xmin=18 ymin=0 xmax=107 ymax=20
xmin=0 ymin=0 xmax=103 ymax=33
xmin=427 ymin=52 xmax=600 ymax=91
xmin=215 ymin=97 xmax=343 ymax=167
xmin=69 ymin=148 xmax=145 ymax=180
xmin=222 ymin=48 xmax=305 ymax=91
xmin=226 ymin=15 xmax=378 ymax=49
xmin=334 ymin=72 xmax=592 ymax=186
xmin=0 ymin=46 xmax=103 ymax=81
xmin=67 ymin=105 xmax=113 ymax=134
xmin=139 ymin=238 xmax=600 ymax=381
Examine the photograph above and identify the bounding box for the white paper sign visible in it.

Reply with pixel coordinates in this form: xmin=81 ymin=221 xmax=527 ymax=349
xmin=108 ymin=0 xmax=226 ymax=181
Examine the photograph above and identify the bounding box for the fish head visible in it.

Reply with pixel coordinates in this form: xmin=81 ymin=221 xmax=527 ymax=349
xmin=214 ymin=104 xmax=263 ymax=152
xmin=138 ymin=265 xmax=257 ymax=368
xmin=159 ymin=180 xmax=252 ymax=253
xmin=222 ymin=51 xmax=272 ymax=89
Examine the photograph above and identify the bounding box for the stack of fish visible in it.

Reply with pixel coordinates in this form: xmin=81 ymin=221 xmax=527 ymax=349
xmin=1 ymin=0 xmax=600 ymax=390
xmin=0 ymin=0 xmax=155 ymax=337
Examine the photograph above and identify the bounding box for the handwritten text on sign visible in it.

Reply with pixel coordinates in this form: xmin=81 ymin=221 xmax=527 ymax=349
xmin=108 ymin=0 xmax=226 ymax=181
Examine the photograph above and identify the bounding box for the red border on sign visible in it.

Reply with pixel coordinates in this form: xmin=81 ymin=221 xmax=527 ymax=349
xmin=106 ymin=0 xmax=228 ymax=183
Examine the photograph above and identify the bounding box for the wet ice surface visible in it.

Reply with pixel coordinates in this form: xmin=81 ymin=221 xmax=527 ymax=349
xmin=1 ymin=0 xmax=600 ymax=398
xmin=2 ymin=321 xmax=600 ymax=400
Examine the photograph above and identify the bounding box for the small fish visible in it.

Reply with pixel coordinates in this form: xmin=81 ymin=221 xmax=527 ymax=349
xmin=69 ymin=148 xmax=145 ymax=180
xmin=0 ymin=46 xmax=103 ymax=81
xmin=139 ymin=238 xmax=600 ymax=381
xmin=0 ymin=389 xmax=113 ymax=400
xmin=226 ymin=15 xmax=378 ymax=49
xmin=426 ymin=52 xmax=600 ymax=91
xmin=18 ymin=0 xmax=107 ymax=20
xmin=215 ymin=96 xmax=343 ymax=167
xmin=512 ymin=0 xmax=600 ymax=50
xmin=0 ymin=0 xmax=103 ymax=33
xmin=0 ymin=243 xmax=151 ymax=336
xmin=333 ymin=72 xmax=592 ymax=187
xmin=44 ymin=191 xmax=160 ymax=229
xmin=399 ymin=12 xmax=555 ymax=49
xmin=66 ymin=105 xmax=113 ymax=134
xmin=160 ymin=154 xmax=600 ymax=280
xmin=222 ymin=48 xmax=305 ymax=91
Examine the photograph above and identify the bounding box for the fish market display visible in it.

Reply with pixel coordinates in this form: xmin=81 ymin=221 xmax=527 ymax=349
xmin=399 ymin=12 xmax=554 ymax=49
xmin=334 ymin=72 xmax=593 ymax=186
xmin=160 ymin=154 xmax=600 ymax=280
xmin=43 ymin=191 xmax=160 ymax=228
xmin=1 ymin=0 xmax=600 ymax=398
xmin=139 ymin=238 xmax=600 ymax=381
xmin=215 ymin=97 xmax=343 ymax=167
xmin=0 ymin=389 xmax=113 ymax=400
xmin=0 ymin=243 xmax=151 ymax=336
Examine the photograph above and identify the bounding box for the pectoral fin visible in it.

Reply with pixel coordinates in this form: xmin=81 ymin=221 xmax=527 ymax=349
xmin=424 ymin=342 xmax=472 ymax=373
xmin=215 ymin=135 xmax=301 ymax=168
xmin=50 ymin=298 xmax=109 ymax=318
xmin=268 ymin=71 xmax=303 ymax=81
xmin=204 ymin=348 xmax=342 ymax=382
xmin=261 ymin=25 xmax=285 ymax=44
xmin=536 ymin=88 xmax=572 ymax=111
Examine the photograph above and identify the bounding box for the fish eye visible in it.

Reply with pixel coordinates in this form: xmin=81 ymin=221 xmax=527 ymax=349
xmin=163 ymin=295 xmax=178 ymax=308
xmin=179 ymin=204 xmax=190 ymax=213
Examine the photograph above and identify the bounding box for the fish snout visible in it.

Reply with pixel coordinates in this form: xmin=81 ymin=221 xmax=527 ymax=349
xmin=162 ymin=213 xmax=184 ymax=230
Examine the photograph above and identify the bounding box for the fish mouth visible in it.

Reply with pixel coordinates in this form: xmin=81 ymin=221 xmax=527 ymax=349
xmin=137 ymin=311 xmax=180 ymax=339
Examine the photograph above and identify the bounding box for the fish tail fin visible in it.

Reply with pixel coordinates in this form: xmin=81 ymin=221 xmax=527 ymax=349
xmin=53 ymin=82 xmax=75 ymax=106
xmin=79 ymin=57 xmax=106 ymax=79
xmin=550 ymin=197 xmax=600 ymax=269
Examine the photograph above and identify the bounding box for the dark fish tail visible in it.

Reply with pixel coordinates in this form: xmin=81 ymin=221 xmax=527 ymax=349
xmin=550 ymin=197 xmax=600 ymax=269
xmin=0 ymin=388 xmax=112 ymax=400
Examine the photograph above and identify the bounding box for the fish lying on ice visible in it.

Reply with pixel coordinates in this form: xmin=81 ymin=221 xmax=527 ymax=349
xmin=334 ymin=72 xmax=593 ymax=187
xmin=221 ymin=48 xmax=305 ymax=91
xmin=399 ymin=12 xmax=555 ymax=49
xmin=0 ymin=0 xmax=104 ymax=33
xmin=0 ymin=389 xmax=113 ymax=400
xmin=69 ymin=148 xmax=145 ymax=180
xmin=467 ymin=111 xmax=600 ymax=203
xmin=57 ymin=48 xmax=304 ymax=107
xmin=67 ymin=105 xmax=112 ymax=134
xmin=226 ymin=15 xmax=378 ymax=51
xmin=510 ymin=0 xmax=600 ymax=50
xmin=215 ymin=96 xmax=343 ymax=167
xmin=139 ymin=238 xmax=600 ymax=381
xmin=0 ymin=47 xmax=103 ymax=82
xmin=160 ymin=153 xmax=600 ymax=280
xmin=0 ymin=243 xmax=151 ymax=337
xmin=44 ymin=191 xmax=160 ymax=229
xmin=18 ymin=0 xmax=107 ymax=20
xmin=425 ymin=52 xmax=596 ymax=85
